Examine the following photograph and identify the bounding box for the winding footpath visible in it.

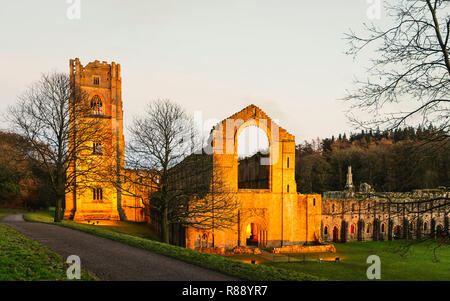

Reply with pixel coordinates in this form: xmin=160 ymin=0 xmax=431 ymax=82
xmin=1 ymin=214 xmax=236 ymax=281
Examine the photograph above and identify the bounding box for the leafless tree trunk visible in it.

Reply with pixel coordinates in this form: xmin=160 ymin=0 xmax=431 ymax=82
xmin=7 ymin=72 xmax=110 ymax=222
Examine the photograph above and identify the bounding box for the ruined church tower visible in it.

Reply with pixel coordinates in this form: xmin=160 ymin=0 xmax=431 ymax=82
xmin=64 ymin=58 xmax=125 ymax=221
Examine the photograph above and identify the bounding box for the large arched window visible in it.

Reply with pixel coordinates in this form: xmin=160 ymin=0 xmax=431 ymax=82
xmin=366 ymin=223 xmax=372 ymax=234
xmin=237 ymin=125 xmax=269 ymax=189
xmin=91 ymin=95 xmax=103 ymax=115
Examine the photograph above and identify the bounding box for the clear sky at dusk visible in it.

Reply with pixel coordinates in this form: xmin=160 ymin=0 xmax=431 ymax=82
xmin=0 ymin=0 xmax=391 ymax=143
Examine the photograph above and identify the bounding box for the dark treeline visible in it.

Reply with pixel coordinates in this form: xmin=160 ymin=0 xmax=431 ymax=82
xmin=0 ymin=131 xmax=55 ymax=209
xmin=296 ymin=126 xmax=450 ymax=194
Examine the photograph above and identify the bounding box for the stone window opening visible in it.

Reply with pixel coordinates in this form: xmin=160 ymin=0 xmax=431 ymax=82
xmin=91 ymin=95 xmax=103 ymax=115
xmin=93 ymin=142 xmax=102 ymax=155
xmin=324 ymin=226 xmax=328 ymax=235
xmin=237 ymin=125 xmax=269 ymax=189
xmin=381 ymin=223 xmax=386 ymax=233
xmin=313 ymin=198 xmax=316 ymax=206
xmin=287 ymin=157 xmax=290 ymax=168
xmin=201 ymin=233 xmax=208 ymax=248
xmin=93 ymin=187 xmax=103 ymax=201
xmin=332 ymin=204 xmax=335 ymax=213
xmin=287 ymin=184 xmax=290 ymax=193
xmin=93 ymin=76 xmax=100 ymax=85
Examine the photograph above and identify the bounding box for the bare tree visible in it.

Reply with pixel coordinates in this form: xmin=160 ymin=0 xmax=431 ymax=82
xmin=124 ymin=99 xmax=238 ymax=244
xmin=7 ymin=72 xmax=110 ymax=221
xmin=343 ymin=1 xmax=449 ymax=242
xmin=344 ymin=0 xmax=449 ymax=132
xmin=166 ymin=154 xmax=239 ymax=247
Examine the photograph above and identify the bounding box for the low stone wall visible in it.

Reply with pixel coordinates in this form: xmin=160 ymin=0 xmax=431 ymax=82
xmin=232 ymin=246 xmax=262 ymax=255
xmin=195 ymin=247 xmax=226 ymax=255
xmin=273 ymin=244 xmax=336 ymax=254
xmin=195 ymin=246 xmax=263 ymax=255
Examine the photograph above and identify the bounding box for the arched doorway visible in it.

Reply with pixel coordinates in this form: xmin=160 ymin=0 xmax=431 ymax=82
xmin=246 ymin=223 xmax=258 ymax=246
xmin=366 ymin=223 xmax=372 ymax=234
xmin=242 ymin=217 xmax=267 ymax=247
xmin=393 ymin=225 xmax=402 ymax=240
xmin=436 ymin=224 xmax=443 ymax=237
xmin=333 ymin=226 xmax=339 ymax=243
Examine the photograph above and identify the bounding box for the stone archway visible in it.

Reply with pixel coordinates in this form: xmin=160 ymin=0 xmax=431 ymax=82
xmin=394 ymin=225 xmax=402 ymax=240
xmin=211 ymin=105 xmax=295 ymax=193
xmin=436 ymin=224 xmax=444 ymax=237
xmin=236 ymin=125 xmax=270 ymax=189
xmin=241 ymin=216 xmax=267 ymax=247
xmin=333 ymin=226 xmax=339 ymax=243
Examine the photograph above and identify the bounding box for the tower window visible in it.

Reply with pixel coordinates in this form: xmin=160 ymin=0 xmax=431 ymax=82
xmin=93 ymin=142 xmax=102 ymax=154
xmin=93 ymin=76 xmax=100 ymax=85
xmin=287 ymin=184 xmax=289 ymax=193
xmin=93 ymin=188 xmax=103 ymax=201
xmin=91 ymin=95 xmax=103 ymax=115
xmin=287 ymin=157 xmax=290 ymax=168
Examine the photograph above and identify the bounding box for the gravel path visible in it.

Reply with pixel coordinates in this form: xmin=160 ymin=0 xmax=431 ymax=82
xmin=1 ymin=214 xmax=237 ymax=281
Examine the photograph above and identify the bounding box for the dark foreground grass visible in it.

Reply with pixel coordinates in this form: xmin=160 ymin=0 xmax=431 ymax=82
xmin=24 ymin=210 xmax=320 ymax=281
xmin=232 ymin=240 xmax=450 ymax=281
xmin=0 ymin=223 xmax=96 ymax=281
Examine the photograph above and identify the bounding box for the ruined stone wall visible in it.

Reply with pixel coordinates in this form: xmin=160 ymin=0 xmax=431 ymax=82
xmin=321 ymin=192 xmax=449 ymax=242
xmin=184 ymin=105 xmax=322 ymax=250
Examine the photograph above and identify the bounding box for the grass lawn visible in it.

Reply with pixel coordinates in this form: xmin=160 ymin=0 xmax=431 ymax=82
xmin=19 ymin=209 xmax=450 ymax=281
xmin=24 ymin=209 xmax=160 ymax=241
xmin=24 ymin=210 xmax=321 ymax=281
xmin=0 ymin=222 xmax=96 ymax=281
xmin=229 ymin=240 xmax=450 ymax=281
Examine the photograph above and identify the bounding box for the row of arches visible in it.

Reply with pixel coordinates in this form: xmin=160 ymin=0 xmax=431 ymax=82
xmin=323 ymin=219 xmax=447 ymax=242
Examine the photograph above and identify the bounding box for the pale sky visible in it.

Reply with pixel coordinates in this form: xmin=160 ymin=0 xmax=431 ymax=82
xmin=0 ymin=0 xmax=390 ymax=143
